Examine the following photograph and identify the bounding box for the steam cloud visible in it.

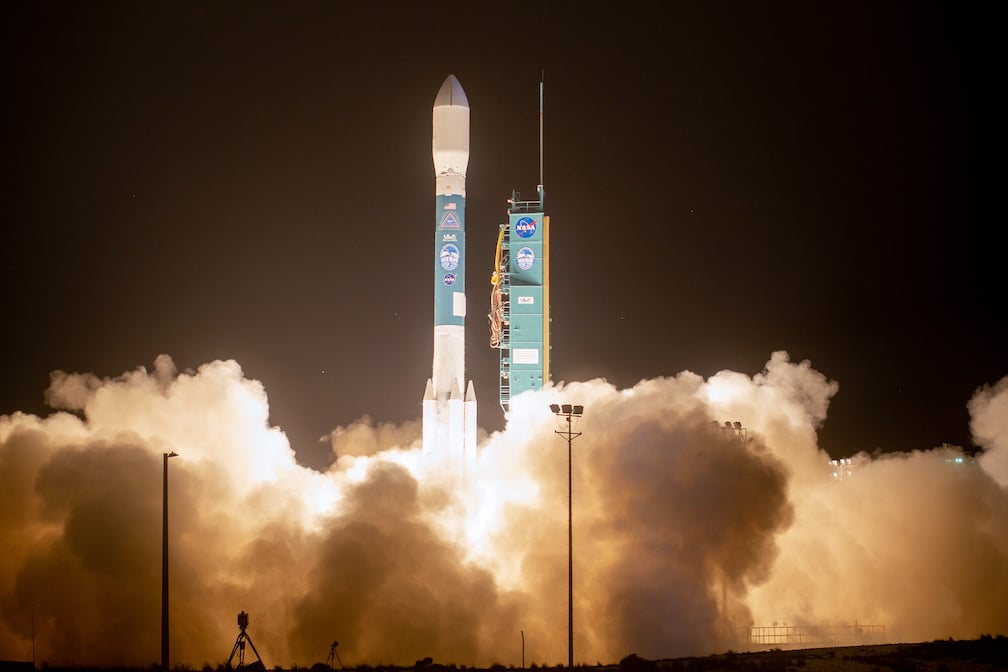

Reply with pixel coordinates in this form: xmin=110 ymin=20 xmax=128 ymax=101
xmin=1 ymin=352 xmax=1005 ymax=666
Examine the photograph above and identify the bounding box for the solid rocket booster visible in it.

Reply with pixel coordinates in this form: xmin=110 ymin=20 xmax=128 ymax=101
xmin=423 ymin=74 xmax=477 ymax=472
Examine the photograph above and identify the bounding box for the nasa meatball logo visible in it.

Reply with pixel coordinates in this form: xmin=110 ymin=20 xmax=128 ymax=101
xmin=516 ymin=246 xmax=535 ymax=271
xmin=515 ymin=216 xmax=537 ymax=238
xmin=443 ymin=273 xmax=457 ymax=286
xmin=440 ymin=243 xmax=460 ymax=271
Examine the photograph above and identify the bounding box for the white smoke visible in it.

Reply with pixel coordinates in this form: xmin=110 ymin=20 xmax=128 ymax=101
xmin=0 ymin=354 xmax=1005 ymax=666
xmin=970 ymin=376 xmax=1008 ymax=487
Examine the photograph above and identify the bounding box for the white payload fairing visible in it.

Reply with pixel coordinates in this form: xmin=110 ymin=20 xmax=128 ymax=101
xmin=423 ymin=75 xmax=477 ymax=474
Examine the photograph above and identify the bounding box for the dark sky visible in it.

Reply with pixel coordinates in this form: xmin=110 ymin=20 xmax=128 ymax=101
xmin=2 ymin=2 xmax=1001 ymax=470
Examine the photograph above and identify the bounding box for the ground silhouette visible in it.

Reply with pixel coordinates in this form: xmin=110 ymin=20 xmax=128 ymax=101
xmin=4 ymin=637 xmax=1006 ymax=672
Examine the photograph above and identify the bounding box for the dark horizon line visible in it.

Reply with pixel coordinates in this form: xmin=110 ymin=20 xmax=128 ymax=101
xmin=7 ymin=634 xmax=1006 ymax=672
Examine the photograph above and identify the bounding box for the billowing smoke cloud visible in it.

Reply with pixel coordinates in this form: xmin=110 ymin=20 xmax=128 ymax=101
xmin=465 ymin=372 xmax=794 ymax=661
xmin=0 ymin=353 xmax=1005 ymax=667
xmin=329 ymin=416 xmax=421 ymax=459
xmin=970 ymin=376 xmax=1008 ymax=488
xmin=747 ymin=372 xmax=1008 ymax=641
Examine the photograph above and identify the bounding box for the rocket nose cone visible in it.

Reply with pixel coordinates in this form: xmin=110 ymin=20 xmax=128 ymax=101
xmin=434 ymin=74 xmax=469 ymax=109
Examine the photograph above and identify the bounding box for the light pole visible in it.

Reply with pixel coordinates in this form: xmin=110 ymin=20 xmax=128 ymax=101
xmin=162 ymin=451 xmax=178 ymax=672
xmin=549 ymin=403 xmax=584 ymax=669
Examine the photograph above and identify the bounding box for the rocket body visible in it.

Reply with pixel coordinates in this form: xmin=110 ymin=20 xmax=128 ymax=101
xmin=431 ymin=74 xmax=468 ymax=401
xmin=424 ymin=75 xmax=477 ymax=473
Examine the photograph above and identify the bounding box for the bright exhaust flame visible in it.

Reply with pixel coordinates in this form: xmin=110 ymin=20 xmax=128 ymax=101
xmin=0 ymin=352 xmax=1006 ymax=666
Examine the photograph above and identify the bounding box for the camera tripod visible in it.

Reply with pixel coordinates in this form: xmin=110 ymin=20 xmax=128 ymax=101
xmin=326 ymin=640 xmax=344 ymax=670
xmin=227 ymin=611 xmax=264 ymax=669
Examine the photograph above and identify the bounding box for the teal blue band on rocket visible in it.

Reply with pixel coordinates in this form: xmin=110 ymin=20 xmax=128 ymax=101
xmin=434 ymin=193 xmax=466 ymax=326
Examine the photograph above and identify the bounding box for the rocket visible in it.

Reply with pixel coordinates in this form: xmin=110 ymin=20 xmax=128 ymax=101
xmin=423 ymin=74 xmax=477 ymax=474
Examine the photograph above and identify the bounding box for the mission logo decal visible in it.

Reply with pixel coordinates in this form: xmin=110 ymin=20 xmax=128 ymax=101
xmin=440 ymin=212 xmax=461 ymax=229
xmin=515 ymin=216 xmax=537 ymax=238
xmin=515 ymin=246 xmax=535 ymax=271
xmin=443 ymin=273 xmax=457 ymax=286
xmin=440 ymin=243 xmax=460 ymax=271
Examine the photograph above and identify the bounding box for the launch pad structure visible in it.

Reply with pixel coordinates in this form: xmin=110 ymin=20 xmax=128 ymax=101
xmin=489 ymin=80 xmax=551 ymax=414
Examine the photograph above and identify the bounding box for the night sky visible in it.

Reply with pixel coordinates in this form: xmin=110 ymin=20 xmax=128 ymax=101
xmin=3 ymin=3 xmax=1001 ymax=470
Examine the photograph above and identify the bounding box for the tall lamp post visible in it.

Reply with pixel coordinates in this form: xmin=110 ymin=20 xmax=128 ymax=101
xmin=162 ymin=451 xmax=178 ymax=672
xmin=549 ymin=403 xmax=584 ymax=669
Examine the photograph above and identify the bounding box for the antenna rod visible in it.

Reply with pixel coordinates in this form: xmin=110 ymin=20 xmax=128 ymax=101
xmin=539 ymin=72 xmax=544 ymax=207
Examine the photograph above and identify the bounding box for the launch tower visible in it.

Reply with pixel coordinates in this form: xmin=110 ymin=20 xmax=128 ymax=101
xmin=489 ymin=81 xmax=550 ymax=413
